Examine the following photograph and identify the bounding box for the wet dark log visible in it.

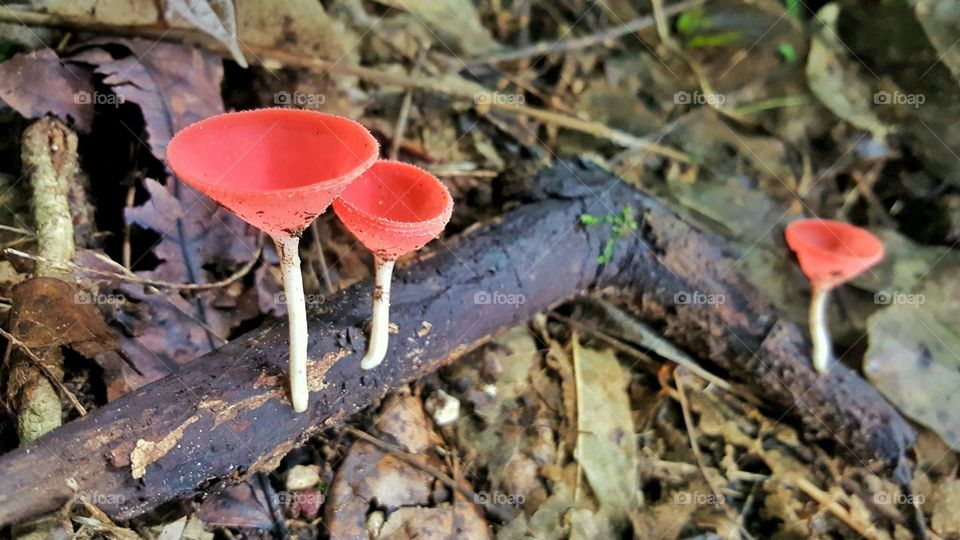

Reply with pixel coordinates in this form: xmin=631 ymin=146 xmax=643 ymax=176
xmin=0 ymin=160 xmax=914 ymax=525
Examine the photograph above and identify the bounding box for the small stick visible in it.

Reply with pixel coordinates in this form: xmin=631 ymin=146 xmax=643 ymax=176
xmin=0 ymin=327 xmax=87 ymax=416
xmin=675 ymin=369 xmax=756 ymax=540
xmin=675 ymin=369 xmax=724 ymax=504
xmin=4 ymin=246 xmax=261 ymax=292
xmin=308 ymin=222 xmax=335 ymax=294
xmin=389 ymin=49 xmax=426 ymax=161
xmin=122 ymin=185 xmax=135 ymax=270
xmin=0 ymin=224 xmax=35 ymax=237
xmin=274 ymin=235 xmax=309 ymax=413
xmin=361 ymin=258 xmax=395 ymax=370
xmin=463 ymin=0 xmax=704 ymax=66
xmin=792 ymin=476 xmax=879 ymax=539
xmin=549 ymin=311 xmax=734 ymax=392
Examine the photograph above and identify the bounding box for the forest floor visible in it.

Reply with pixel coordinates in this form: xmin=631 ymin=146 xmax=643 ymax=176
xmin=0 ymin=0 xmax=959 ymax=538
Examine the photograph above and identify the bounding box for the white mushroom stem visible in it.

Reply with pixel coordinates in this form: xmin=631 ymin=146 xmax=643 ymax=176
xmin=361 ymin=257 xmax=395 ymax=370
xmin=810 ymin=285 xmax=833 ymax=373
xmin=275 ymin=234 xmax=309 ymax=413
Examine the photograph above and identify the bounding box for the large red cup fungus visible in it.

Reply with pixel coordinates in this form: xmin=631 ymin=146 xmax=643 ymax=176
xmin=333 ymin=160 xmax=453 ymax=370
xmin=168 ymin=108 xmax=379 ymax=412
xmin=785 ymin=218 xmax=884 ymax=373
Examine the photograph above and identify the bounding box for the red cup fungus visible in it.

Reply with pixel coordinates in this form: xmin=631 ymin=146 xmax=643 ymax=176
xmin=168 ymin=108 xmax=379 ymax=412
xmin=785 ymin=218 xmax=884 ymax=373
xmin=333 ymin=160 xmax=453 ymax=370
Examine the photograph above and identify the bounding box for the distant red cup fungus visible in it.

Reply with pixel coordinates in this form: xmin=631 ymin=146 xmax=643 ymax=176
xmin=168 ymin=108 xmax=378 ymax=412
xmin=785 ymin=218 xmax=884 ymax=373
xmin=333 ymin=160 xmax=453 ymax=370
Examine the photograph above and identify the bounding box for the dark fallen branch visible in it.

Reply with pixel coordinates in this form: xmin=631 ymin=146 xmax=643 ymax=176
xmin=0 ymin=161 xmax=914 ymax=526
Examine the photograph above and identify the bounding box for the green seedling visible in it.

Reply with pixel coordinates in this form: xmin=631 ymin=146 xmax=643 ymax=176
xmin=580 ymin=207 xmax=638 ymax=264
xmin=778 ymin=42 xmax=797 ymax=63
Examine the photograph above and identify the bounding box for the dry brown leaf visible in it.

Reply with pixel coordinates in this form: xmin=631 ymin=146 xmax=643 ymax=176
xmin=70 ymin=39 xmax=223 ymax=160
xmin=572 ymin=337 xmax=640 ymax=522
xmin=235 ymin=0 xmax=354 ymax=60
xmin=197 ymin=480 xmax=275 ymax=530
xmin=165 ymin=0 xmax=247 ymax=67
xmin=0 ymin=48 xmax=93 ymax=132
xmin=377 ymin=496 xmax=488 ymax=539
xmin=374 ymin=0 xmax=498 ymax=55
xmin=931 ymin=479 xmax=960 ymax=536
xmin=325 ymin=394 xmax=470 ymax=539
xmin=9 ymin=277 xmax=118 ymax=357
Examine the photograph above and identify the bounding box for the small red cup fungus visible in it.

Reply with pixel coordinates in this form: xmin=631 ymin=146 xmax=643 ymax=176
xmin=785 ymin=218 xmax=884 ymax=373
xmin=168 ymin=108 xmax=378 ymax=412
xmin=333 ymin=160 xmax=453 ymax=370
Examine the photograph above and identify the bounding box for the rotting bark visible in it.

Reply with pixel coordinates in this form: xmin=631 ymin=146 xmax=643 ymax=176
xmin=0 ymin=160 xmax=915 ymax=526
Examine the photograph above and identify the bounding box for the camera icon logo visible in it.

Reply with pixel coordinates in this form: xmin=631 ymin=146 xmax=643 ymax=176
xmin=874 ymin=91 xmax=891 ymax=105
xmin=74 ymin=91 xmax=92 ymax=104
xmin=674 ymin=91 xmax=691 ymax=104
xmin=274 ymin=91 xmax=292 ymax=106
xmin=874 ymin=291 xmax=892 ymax=305
xmin=474 ymin=291 xmax=491 ymax=305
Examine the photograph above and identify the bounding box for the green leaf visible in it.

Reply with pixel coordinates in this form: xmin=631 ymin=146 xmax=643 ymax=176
xmin=778 ymin=42 xmax=797 ymax=63
xmin=579 ymin=214 xmax=601 ymax=226
xmin=785 ymin=0 xmax=802 ymax=18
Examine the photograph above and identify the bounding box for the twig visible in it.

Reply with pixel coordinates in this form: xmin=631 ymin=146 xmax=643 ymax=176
xmin=549 ymin=310 xmax=734 ymax=392
xmin=343 ymin=426 xmax=516 ymax=524
xmin=427 ymin=167 xmax=498 ymax=178
xmin=308 ymin=223 xmax=335 ymax=294
xmin=4 ymin=246 xmax=262 ymax=292
xmin=0 ymin=327 xmax=86 ymax=416
xmin=675 ymin=369 xmax=724 ymax=502
xmin=675 ymin=369 xmax=756 ymax=540
xmin=388 ymin=49 xmax=426 ymax=161
xmin=463 ymin=0 xmax=705 ymax=66
xmin=792 ymin=476 xmax=880 ymax=540
xmin=122 ymin=185 xmax=135 ymax=270
xmin=0 ymin=224 xmax=35 ymax=237
xmin=650 ymin=0 xmax=680 ymax=50
xmin=571 ymin=331 xmax=585 ymax=504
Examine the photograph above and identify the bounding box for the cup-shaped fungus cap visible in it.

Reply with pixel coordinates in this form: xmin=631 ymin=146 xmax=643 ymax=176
xmin=333 ymin=160 xmax=453 ymax=260
xmin=168 ymin=108 xmax=379 ymax=237
xmin=785 ymin=218 xmax=884 ymax=289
